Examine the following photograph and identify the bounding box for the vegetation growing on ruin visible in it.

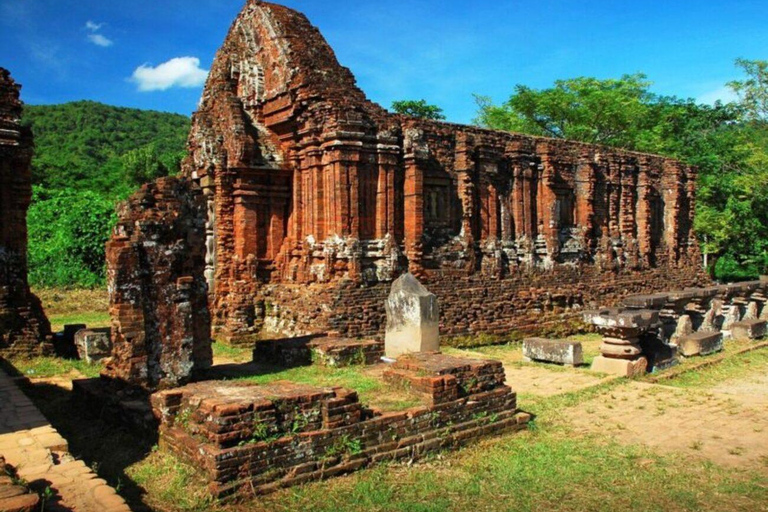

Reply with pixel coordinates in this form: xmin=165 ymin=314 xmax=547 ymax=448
xmin=476 ymin=59 xmax=768 ymax=282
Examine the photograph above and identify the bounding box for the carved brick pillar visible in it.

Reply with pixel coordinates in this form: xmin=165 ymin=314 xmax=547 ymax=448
xmin=376 ymin=142 xmax=400 ymax=240
xmin=662 ymin=160 xmax=684 ymax=264
xmin=538 ymin=153 xmax=559 ymax=259
xmin=635 ymin=158 xmax=653 ymax=267
xmin=575 ymin=156 xmax=597 ymax=255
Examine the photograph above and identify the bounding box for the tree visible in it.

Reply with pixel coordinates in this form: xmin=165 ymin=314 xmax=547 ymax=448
xmin=391 ymin=99 xmax=446 ymax=120
xmin=475 ymin=74 xmax=656 ymax=148
xmin=122 ymin=143 xmax=170 ymax=187
xmin=728 ymin=58 xmax=768 ymax=122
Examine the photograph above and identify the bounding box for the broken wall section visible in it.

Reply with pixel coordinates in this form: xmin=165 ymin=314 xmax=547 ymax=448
xmin=104 ymin=177 xmax=212 ymax=390
xmin=0 ymin=67 xmax=51 ymax=356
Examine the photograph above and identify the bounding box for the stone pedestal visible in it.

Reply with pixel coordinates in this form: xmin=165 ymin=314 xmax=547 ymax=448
xmin=74 ymin=328 xmax=112 ymax=364
xmin=385 ymin=273 xmax=439 ymax=358
xmin=585 ymin=309 xmax=660 ymax=377
xmin=731 ymin=319 xmax=767 ymax=341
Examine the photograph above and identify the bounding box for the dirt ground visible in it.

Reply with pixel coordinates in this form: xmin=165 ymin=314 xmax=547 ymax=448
xmin=564 ymin=379 xmax=768 ymax=469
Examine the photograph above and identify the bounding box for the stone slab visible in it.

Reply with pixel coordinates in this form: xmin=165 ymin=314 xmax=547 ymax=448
xmin=385 ymin=274 xmax=439 ymax=358
xmin=522 ymin=338 xmax=584 ymax=366
xmin=591 ymin=356 xmax=648 ymax=378
xmin=731 ymin=319 xmax=767 ymax=341
xmin=678 ymin=332 xmax=724 ymax=357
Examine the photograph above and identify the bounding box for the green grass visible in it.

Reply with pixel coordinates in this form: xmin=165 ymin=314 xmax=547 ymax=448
xmin=212 ymin=342 xmax=252 ymax=363
xmin=238 ymin=365 xmax=421 ymax=412
xmin=665 ymin=346 xmax=768 ymax=389
xmin=125 ymin=378 xmax=768 ymax=512
xmin=48 ymin=312 xmax=111 ymax=333
xmin=7 ymin=356 xmax=102 ymax=379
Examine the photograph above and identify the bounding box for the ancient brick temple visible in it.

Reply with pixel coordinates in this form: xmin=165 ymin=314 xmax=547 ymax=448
xmin=176 ymin=1 xmax=707 ymax=344
xmin=0 ymin=68 xmax=50 ymax=356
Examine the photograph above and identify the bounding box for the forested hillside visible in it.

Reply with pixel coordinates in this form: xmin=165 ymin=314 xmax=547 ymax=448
xmin=22 ymin=101 xmax=190 ymax=287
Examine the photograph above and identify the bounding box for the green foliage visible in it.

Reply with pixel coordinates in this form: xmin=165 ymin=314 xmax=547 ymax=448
xmin=27 ymin=186 xmax=117 ymax=287
xmin=22 ymin=101 xmax=190 ymax=197
xmin=475 ymin=74 xmax=655 ymax=147
xmin=21 ymin=101 xmax=190 ymax=287
xmin=475 ymin=60 xmax=768 ymax=281
xmin=391 ymin=99 xmax=446 ymax=120
xmin=729 ymin=58 xmax=768 ymax=121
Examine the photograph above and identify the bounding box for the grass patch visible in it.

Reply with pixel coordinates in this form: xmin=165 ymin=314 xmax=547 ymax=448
xmin=664 ymin=346 xmax=768 ymax=389
xmin=32 ymin=287 xmax=110 ymax=332
xmin=212 ymin=342 xmax=252 ymax=363
xmin=48 ymin=312 xmax=111 ymax=333
xmin=7 ymin=356 xmax=102 ymax=378
xmin=239 ymin=365 xmax=421 ymax=412
xmin=127 ymin=450 xmax=214 ymax=511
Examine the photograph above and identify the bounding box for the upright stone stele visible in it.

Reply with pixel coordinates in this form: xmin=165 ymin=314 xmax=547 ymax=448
xmin=385 ymin=273 xmax=439 ymax=358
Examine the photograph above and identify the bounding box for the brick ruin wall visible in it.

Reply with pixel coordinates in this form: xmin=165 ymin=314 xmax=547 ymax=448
xmin=104 ymin=177 xmax=212 ymax=390
xmin=173 ymin=1 xmax=707 ymax=344
xmin=0 ymin=68 xmax=50 ymax=356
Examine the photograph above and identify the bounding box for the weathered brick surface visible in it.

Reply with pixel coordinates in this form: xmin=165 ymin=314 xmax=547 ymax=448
xmin=151 ymin=355 xmax=525 ymax=498
xmin=0 ymin=457 xmax=40 ymax=512
xmin=104 ymin=177 xmax=212 ymax=390
xmin=0 ymin=68 xmax=51 ymax=357
xmin=181 ymin=2 xmax=707 ymax=344
xmin=253 ymin=335 xmax=384 ymax=367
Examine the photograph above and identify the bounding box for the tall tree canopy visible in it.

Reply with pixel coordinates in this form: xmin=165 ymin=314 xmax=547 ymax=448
xmin=475 ymin=61 xmax=768 ymax=281
xmin=391 ymin=99 xmax=446 ymax=120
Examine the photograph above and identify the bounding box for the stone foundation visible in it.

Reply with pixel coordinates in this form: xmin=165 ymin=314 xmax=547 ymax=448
xmin=253 ymin=335 xmax=384 ymax=367
xmin=151 ymin=354 xmax=526 ymax=498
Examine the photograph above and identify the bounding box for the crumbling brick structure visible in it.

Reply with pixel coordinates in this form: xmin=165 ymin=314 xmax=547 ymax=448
xmin=104 ymin=178 xmax=212 ymax=390
xmin=0 ymin=68 xmax=50 ymax=356
xmin=183 ymin=1 xmax=707 ymax=344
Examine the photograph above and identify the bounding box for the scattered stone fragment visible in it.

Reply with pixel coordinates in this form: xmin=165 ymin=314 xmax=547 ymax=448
xmin=74 ymin=328 xmax=112 ymax=364
xmin=522 ymin=338 xmax=584 ymax=366
xmin=743 ymin=302 xmax=759 ymax=321
xmin=678 ymin=332 xmax=724 ymax=357
xmin=731 ymin=319 xmax=768 ymax=342
xmin=671 ymin=315 xmax=693 ymax=343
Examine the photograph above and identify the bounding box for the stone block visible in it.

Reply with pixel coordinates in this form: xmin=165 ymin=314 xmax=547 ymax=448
xmin=385 ymin=274 xmax=439 ymax=358
xmin=591 ymin=356 xmax=648 ymax=378
xmin=522 ymin=338 xmax=584 ymax=366
xmin=678 ymin=332 xmax=724 ymax=357
xmin=731 ymin=319 xmax=768 ymax=341
xmin=74 ymin=328 xmax=111 ymax=364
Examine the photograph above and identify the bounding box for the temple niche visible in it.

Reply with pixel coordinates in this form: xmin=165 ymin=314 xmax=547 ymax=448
xmin=175 ymin=0 xmax=706 ymax=344
xmin=0 ymin=68 xmax=51 ymax=356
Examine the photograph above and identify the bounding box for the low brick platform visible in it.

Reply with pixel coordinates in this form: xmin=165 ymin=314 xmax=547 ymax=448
xmin=0 ymin=368 xmax=130 ymax=512
xmin=383 ymin=352 xmax=506 ymax=405
xmin=151 ymin=355 xmax=526 ymax=498
xmin=253 ymin=335 xmax=384 ymax=367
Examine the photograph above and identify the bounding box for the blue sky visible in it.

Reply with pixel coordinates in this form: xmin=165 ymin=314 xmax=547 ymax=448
xmin=1 ymin=0 xmax=766 ymax=124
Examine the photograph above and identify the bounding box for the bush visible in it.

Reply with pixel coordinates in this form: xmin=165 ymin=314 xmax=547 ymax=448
xmin=712 ymin=253 xmax=760 ymax=283
xmin=28 ymin=187 xmax=117 ymax=288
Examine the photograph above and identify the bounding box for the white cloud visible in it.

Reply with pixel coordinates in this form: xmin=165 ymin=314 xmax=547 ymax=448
xmin=697 ymin=86 xmax=738 ymax=106
xmin=87 ymin=33 xmax=113 ymax=47
xmin=85 ymin=20 xmax=103 ymax=32
xmin=131 ymin=57 xmax=209 ymax=92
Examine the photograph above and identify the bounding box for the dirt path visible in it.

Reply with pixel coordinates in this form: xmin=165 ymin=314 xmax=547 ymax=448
xmin=563 ymin=378 xmax=768 ymax=469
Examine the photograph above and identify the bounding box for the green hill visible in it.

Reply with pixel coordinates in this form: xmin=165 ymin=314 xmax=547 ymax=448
xmin=22 ymin=101 xmax=190 ymax=198
xmin=21 ymin=101 xmax=191 ymax=288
